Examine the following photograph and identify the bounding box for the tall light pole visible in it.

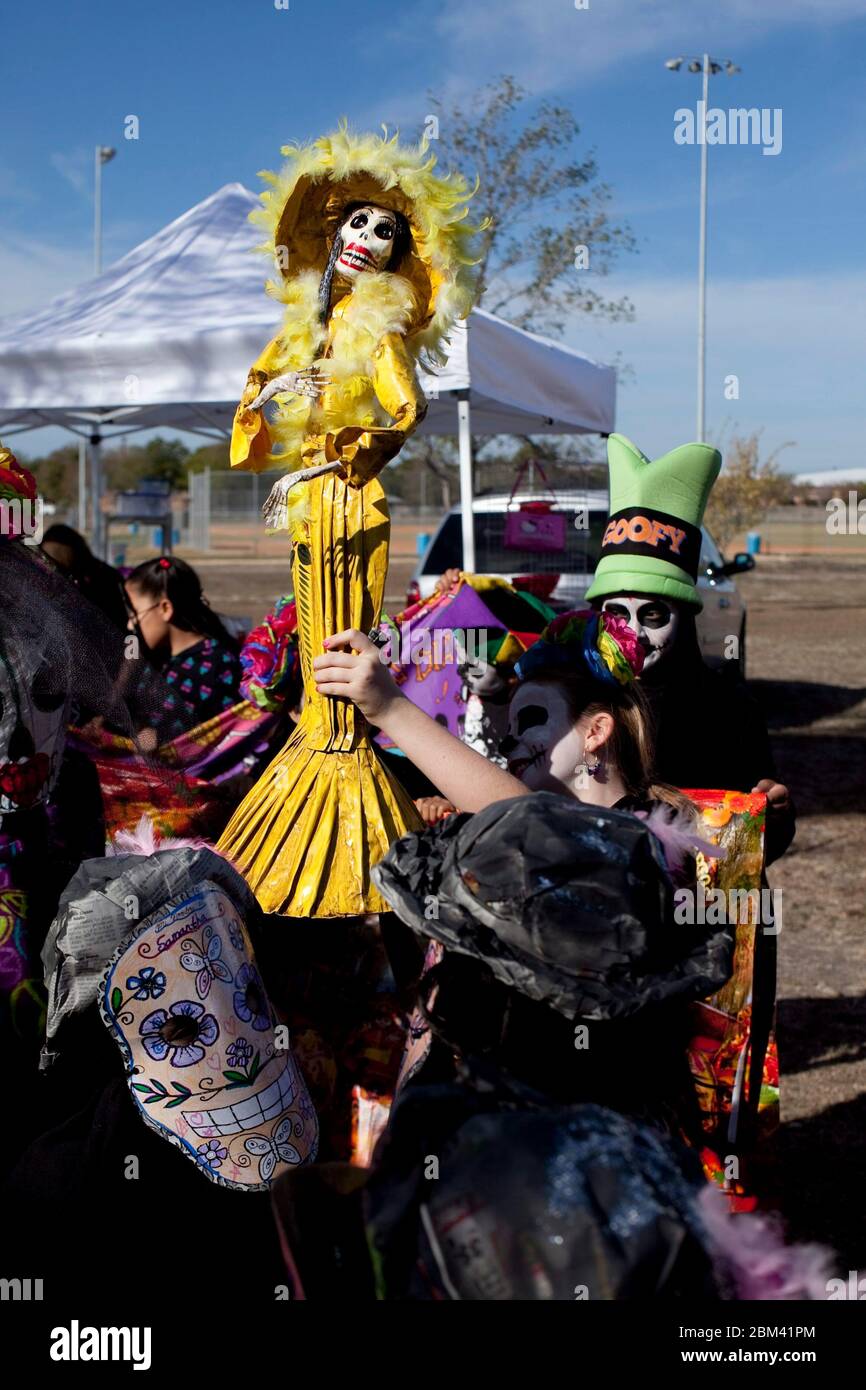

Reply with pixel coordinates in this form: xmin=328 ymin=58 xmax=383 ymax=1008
xmin=93 ymin=144 xmax=116 ymax=275
xmin=665 ymin=55 xmax=740 ymax=442
xmin=89 ymin=145 xmax=116 ymax=554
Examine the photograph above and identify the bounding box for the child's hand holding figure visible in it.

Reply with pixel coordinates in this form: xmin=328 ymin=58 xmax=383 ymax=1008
xmin=313 ymin=628 xmax=403 ymax=725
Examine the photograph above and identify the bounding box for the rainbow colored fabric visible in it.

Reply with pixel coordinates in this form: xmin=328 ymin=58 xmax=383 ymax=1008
xmin=514 ymin=607 xmax=645 ymax=686
xmin=70 ymin=700 xmax=284 ymax=841
xmin=239 ymin=596 xmax=301 ymax=713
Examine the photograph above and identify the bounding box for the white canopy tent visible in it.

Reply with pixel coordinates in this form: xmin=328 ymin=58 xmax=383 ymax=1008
xmin=0 ymin=183 xmax=616 ymax=564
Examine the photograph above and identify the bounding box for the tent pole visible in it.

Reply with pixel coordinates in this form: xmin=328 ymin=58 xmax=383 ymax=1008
xmin=456 ymin=388 xmax=475 ymax=573
xmin=78 ymin=438 xmax=87 ymax=532
xmin=90 ymin=430 xmax=104 ymax=558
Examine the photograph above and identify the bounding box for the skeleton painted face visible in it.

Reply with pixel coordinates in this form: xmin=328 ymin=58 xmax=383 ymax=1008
xmin=336 ymin=204 xmax=399 ymax=281
xmin=600 ymin=595 xmax=680 ymax=671
xmin=499 ymin=681 xmax=587 ymax=793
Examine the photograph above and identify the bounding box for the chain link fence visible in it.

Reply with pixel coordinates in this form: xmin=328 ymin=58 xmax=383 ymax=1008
xmin=185 ymin=466 xmax=446 ymax=556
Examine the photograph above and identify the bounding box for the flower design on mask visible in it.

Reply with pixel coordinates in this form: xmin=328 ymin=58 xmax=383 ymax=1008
xmin=226 ymin=1037 xmax=253 ymax=1068
xmin=197 ymin=1138 xmax=228 ymax=1169
xmin=139 ymin=1000 xmax=220 ymax=1068
xmin=233 ymin=963 xmax=270 ymax=1032
xmin=243 ymin=1115 xmax=303 ymax=1182
xmin=125 ymin=966 xmax=166 ymax=1001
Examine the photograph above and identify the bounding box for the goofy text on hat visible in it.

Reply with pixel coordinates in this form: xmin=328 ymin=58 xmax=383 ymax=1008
xmin=586 ymin=435 xmax=722 ymax=610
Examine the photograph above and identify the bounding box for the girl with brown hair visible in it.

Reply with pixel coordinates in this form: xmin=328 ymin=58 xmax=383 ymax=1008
xmin=312 ymin=608 xmax=692 ymax=823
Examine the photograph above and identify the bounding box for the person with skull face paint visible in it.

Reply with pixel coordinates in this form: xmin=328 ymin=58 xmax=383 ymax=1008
xmin=586 ymin=434 xmax=795 ymax=866
xmin=311 ymin=614 xmax=724 ymax=1176
xmin=313 ymin=607 xmax=693 ymax=829
xmin=216 ymin=126 xmax=483 ymax=918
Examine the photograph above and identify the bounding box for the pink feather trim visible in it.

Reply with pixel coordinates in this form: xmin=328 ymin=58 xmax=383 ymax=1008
xmin=632 ymin=802 xmax=725 ymax=879
xmin=108 ymin=814 xmax=213 ymax=857
xmin=698 ymin=1186 xmax=835 ymax=1300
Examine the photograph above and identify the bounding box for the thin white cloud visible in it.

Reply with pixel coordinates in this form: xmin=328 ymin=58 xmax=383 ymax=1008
xmin=0 ymin=163 xmax=37 ymax=205
xmin=415 ymin=0 xmax=866 ymax=101
xmin=0 ymin=232 xmax=95 ymax=315
xmin=50 ymin=148 xmax=91 ymax=199
xmin=0 ymin=210 xmax=163 ymax=317
xmin=564 ymin=269 xmax=866 ymax=471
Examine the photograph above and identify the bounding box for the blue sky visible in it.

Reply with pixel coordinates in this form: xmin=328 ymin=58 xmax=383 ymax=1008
xmin=3 ymin=0 xmax=865 ymax=472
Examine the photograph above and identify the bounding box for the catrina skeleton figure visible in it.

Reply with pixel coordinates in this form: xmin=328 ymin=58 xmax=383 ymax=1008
xmin=217 ymin=126 xmax=482 ymax=917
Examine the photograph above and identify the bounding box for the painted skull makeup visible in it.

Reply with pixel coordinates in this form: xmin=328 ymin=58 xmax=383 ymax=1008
xmin=499 ymin=681 xmax=586 ymax=793
xmin=336 ymin=204 xmax=398 ymax=281
xmin=600 ymin=595 xmax=680 ymax=671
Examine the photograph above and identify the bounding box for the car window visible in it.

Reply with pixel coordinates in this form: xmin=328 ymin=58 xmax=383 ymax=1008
xmin=700 ymin=527 xmax=724 ymax=570
xmin=422 ymin=513 xmax=462 ymax=573
xmin=422 ymin=510 xmax=606 ymax=577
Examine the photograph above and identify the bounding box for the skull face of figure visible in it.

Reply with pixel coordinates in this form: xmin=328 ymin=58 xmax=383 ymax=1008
xmin=600 ymin=595 xmax=681 ymax=671
xmin=499 ymin=681 xmax=588 ymax=793
xmin=336 ymin=204 xmax=399 ymax=281
xmin=458 ymin=655 xmax=507 ymax=699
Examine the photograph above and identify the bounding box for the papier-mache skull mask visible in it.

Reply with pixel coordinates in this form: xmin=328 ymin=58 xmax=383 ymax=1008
xmin=335 ymin=203 xmax=399 ymax=281
xmin=0 ymin=631 xmax=69 ymax=821
xmin=99 ymin=884 xmax=317 ymax=1191
xmin=600 ymin=595 xmax=681 ymax=671
xmin=458 ymin=655 xmax=507 ymax=700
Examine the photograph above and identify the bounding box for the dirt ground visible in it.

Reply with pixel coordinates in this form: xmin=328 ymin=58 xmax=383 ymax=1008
xmin=735 ymin=553 xmax=866 ymax=1269
xmin=195 ymin=537 xmax=866 ymax=1268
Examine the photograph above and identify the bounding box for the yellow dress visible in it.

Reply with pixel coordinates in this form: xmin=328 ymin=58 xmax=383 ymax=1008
xmin=216 ymin=297 xmax=424 ymax=918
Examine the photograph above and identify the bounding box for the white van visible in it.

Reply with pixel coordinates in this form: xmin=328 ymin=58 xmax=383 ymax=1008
xmin=406 ymin=490 xmax=753 ymax=673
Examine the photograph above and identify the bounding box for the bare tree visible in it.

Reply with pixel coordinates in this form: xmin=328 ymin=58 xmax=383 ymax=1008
xmin=409 ymin=436 xmax=455 ymax=510
xmin=705 ymin=431 xmax=793 ymax=551
xmin=431 ymin=75 xmax=637 ymax=335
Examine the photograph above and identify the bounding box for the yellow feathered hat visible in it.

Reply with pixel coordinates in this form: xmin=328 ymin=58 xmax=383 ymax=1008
xmin=251 ymin=121 xmax=485 ymax=364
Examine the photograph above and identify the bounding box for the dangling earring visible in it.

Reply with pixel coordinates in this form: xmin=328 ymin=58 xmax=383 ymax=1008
xmin=573 ymin=750 xmax=601 ymax=788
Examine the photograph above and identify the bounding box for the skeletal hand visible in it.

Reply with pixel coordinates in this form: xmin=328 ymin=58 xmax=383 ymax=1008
xmin=249 ymin=368 xmax=331 ymax=410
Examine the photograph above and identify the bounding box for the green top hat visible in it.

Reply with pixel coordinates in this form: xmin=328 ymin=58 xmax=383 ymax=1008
xmin=586 ymin=434 xmax=722 ymax=611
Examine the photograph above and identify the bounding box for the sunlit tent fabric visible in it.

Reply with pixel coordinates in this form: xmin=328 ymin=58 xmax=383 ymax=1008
xmin=0 ymin=184 xmax=616 ymax=440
